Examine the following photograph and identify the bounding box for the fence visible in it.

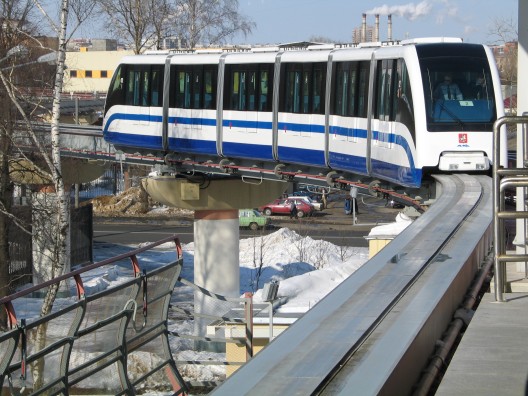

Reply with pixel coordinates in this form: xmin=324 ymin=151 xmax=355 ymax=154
xmin=7 ymin=207 xmax=32 ymax=291
xmin=0 ymin=236 xmax=187 ymax=395
xmin=70 ymin=204 xmax=93 ymax=267
xmin=7 ymin=203 xmax=94 ymax=291
xmin=0 ymin=232 xmax=283 ymax=394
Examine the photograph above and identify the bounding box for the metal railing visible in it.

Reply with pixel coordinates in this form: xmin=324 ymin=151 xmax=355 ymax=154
xmin=0 ymin=235 xmax=187 ymax=395
xmin=493 ymin=115 xmax=528 ymax=301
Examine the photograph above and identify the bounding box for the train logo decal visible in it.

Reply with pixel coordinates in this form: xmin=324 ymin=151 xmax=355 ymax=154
xmin=459 ymin=133 xmax=468 ymax=144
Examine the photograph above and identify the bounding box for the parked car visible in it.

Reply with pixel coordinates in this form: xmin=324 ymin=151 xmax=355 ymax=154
xmin=258 ymin=198 xmax=314 ymax=218
xmin=288 ymin=195 xmax=323 ymax=211
xmin=239 ymin=209 xmax=270 ymax=230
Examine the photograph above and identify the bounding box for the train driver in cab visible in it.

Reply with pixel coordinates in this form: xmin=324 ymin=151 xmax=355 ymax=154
xmin=434 ymin=74 xmax=463 ymax=100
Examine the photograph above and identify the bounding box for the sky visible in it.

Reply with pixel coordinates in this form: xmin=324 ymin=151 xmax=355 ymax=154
xmin=9 ymin=212 xmax=411 ymax=392
xmin=233 ymin=0 xmax=518 ymax=46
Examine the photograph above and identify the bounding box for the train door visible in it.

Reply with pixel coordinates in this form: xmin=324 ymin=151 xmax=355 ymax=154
xmin=124 ymin=65 xmax=151 ymax=126
xmin=222 ymin=63 xmax=274 ymax=161
xmin=277 ymin=62 xmax=326 ymax=167
xmin=174 ymin=67 xmax=203 ymax=131
xmin=227 ymin=68 xmax=258 ymax=134
xmin=328 ymin=60 xmax=369 ymax=174
xmin=370 ymin=59 xmax=397 ymax=177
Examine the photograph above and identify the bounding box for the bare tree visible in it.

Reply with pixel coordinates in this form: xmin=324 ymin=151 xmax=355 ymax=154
xmin=0 ymin=0 xmax=44 ymax=329
xmin=96 ymin=0 xmax=255 ymax=52
xmin=95 ymin=0 xmax=163 ymax=54
xmin=250 ymin=232 xmax=270 ymax=292
xmin=313 ymin=239 xmax=330 ymax=269
xmin=150 ymin=0 xmax=173 ymax=50
xmin=174 ymin=0 xmax=255 ymax=48
xmin=488 ymin=16 xmax=518 ymax=87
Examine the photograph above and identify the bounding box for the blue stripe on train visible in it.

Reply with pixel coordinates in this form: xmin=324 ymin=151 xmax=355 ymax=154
xmin=104 ymin=131 xmax=162 ymax=150
xmin=104 ymin=113 xmax=420 ymax=186
xmin=222 ymin=142 xmax=274 ymax=161
xmin=222 ymin=119 xmax=273 ymax=130
xmin=169 ymin=138 xmax=217 ymax=155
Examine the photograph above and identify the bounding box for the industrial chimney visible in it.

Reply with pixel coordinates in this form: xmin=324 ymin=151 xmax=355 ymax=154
xmin=388 ymin=14 xmax=393 ymax=42
xmin=375 ymin=14 xmax=380 ymax=42
xmin=362 ymin=13 xmax=367 ymax=43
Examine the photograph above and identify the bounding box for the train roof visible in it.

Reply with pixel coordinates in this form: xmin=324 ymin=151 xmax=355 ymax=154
xmin=116 ymin=37 xmax=479 ymax=65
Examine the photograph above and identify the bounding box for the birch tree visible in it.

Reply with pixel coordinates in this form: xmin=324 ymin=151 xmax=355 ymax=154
xmin=0 ymin=0 xmax=95 ymax=385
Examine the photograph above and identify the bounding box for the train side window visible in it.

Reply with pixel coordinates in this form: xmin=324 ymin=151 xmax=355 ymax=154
xmin=192 ymin=68 xmax=202 ymax=109
xmin=150 ymin=65 xmax=163 ymax=107
xmin=375 ymin=59 xmax=394 ymax=121
xmin=284 ymin=68 xmax=301 ymax=113
xmin=302 ymin=70 xmax=310 ymax=113
xmin=332 ymin=61 xmax=359 ymax=117
xmin=332 ymin=63 xmax=346 ymax=116
xmin=125 ymin=66 xmax=149 ymax=107
xmin=281 ymin=62 xmax=326 ymax=114
xmin=394 ymin=59 xmax=415 ymax=138
xmin=259 ymin=69 xmax=272 ymax=111
xmin=312 ymin=65 xmax=325 ymax=114
xmin=140 ymin=69 xmax=149 ymax=106
xmin=357 ymin=61 xmax=369 ymax=118
xmin=104 ymin=64 xmax=125 ymax=113
xmin=224 ymin=64 xmax=273 ymax=112
xmin=248 ymin=71 xmax=257 ymax=111
xmin=204 ymin=68 xmax=216 ymax=109
xmin=174 ymin=70 xmax=192 ymax=109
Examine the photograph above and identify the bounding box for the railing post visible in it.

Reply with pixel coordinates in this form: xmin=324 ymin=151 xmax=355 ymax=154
xmin=493 ymin=115 xmax=528 ymax=301
xmin=244 ymin=292 xmax=253 ymax=360
xmin=494 ymin=116 xmax=508 ymax=302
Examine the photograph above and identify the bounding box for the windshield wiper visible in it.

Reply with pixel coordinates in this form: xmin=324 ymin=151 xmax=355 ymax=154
xmin=435 ymin=100 xmax=466 ymax=130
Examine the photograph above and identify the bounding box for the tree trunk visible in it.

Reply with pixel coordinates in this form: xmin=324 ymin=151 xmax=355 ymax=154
xmin=32 ymin=0 xmax=70 ymax=389
xmin=0 ymin=126 xmax=13 ymax=330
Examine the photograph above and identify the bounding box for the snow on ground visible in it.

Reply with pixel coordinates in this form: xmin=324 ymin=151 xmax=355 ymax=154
xmin=9 ymin=211 xmax=409 ymax=393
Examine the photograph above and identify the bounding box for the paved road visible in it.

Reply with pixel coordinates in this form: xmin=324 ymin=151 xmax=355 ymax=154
xmin=93 ymin=221 xmax=375 ymax=247
xmin=93 ymin=196 xmax=402 ymax=247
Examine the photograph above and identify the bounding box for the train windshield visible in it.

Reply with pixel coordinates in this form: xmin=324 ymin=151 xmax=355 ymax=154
xmin=418 ymin=44 xmax=496 ymax=132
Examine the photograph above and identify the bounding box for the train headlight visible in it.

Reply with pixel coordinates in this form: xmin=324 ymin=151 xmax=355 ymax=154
xmin=449 ymin=164 xmax=459 ymax=170
xmin=476 ymin=163 xmax=486 ymax=170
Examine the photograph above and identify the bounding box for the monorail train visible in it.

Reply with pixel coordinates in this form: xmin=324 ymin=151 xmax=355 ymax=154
xmin=102 ymin=37 xmax=506 ymax=188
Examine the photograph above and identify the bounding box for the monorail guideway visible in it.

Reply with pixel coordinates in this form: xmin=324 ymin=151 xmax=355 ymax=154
xmin=212 ymin=174 xmax=493 ymax=395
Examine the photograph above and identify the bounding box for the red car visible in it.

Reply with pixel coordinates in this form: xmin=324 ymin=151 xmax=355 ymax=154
xmin=258 ymin=198 xmax=314 ymax=218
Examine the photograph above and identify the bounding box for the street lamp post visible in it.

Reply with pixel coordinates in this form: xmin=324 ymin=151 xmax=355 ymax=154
xmin=0 ymin=45 xmax=29 ymax=64
xmin=0 ymin=50 xmax=57 ymax=72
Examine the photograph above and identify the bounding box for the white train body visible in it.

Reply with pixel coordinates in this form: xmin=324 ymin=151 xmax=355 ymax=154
xmin=103 ymin=38 xmax=505 ymax=188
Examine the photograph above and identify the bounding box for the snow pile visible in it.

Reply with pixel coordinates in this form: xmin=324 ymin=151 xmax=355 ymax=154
xmin=368 ymin=212 xmax=413 ymax=237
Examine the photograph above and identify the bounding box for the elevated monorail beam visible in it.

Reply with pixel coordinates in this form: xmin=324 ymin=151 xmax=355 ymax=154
xmin=50 ymin=124 xmax=427 ymax=210
xmin=211 ymin=174 xmax=492 ymax=395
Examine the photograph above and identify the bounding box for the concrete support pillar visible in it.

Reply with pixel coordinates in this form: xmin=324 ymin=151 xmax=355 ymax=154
xmin=193 ymin=209 xmax=239 ymax=351
xmin=141 ymin=175 xmax=287 ymax=351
